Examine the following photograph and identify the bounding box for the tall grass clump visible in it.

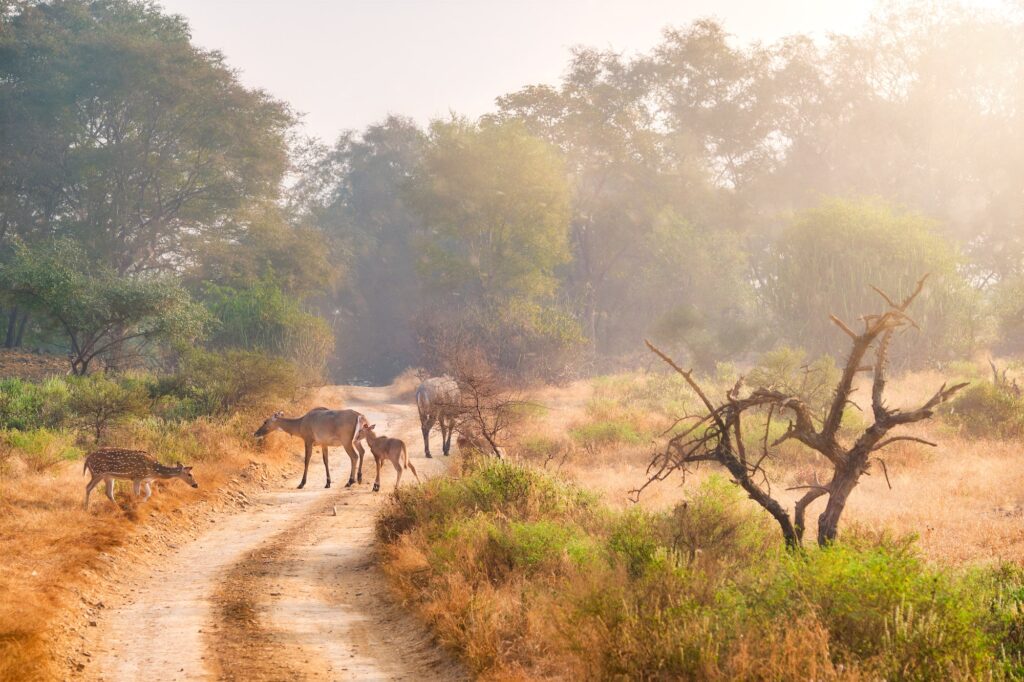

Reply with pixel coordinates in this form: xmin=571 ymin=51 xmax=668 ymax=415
xmin=378 ymin=459 xmax=1024 ymax=680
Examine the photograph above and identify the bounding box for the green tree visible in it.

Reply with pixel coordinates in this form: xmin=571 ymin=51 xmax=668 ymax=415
xmin=759 ymin=199 xmax=974 ymax=363
xmin=0 ymin=239 xmax=207 ymax=374
xmin=413 ymin=119 xmax=571 ymax=303
xmin=67 ymin=374 xmax=148 ymax=442
xmin=0 ymin=0 xmax=292 ymax=274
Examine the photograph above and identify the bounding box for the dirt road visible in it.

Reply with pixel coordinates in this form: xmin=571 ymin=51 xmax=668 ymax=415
xmin=77 ymin=385 xmax=463 ymax=681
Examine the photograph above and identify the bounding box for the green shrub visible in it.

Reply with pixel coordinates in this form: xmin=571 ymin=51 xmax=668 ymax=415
xmin=379 ymin=457 xmax=1018 ymax=679
xmin=203 ymin=279 xmax=334 ymax=379
xmin=0 ymin=428 xmax=82 ymax=473
xmin=0 ymin=377 xmax=70 ymax=431
xmin=942 ymin=382 xmax=1024 ymax=439
xmin=157 ymin=348 xmax=300 ymax=417
xmin=66 ymin=374 xmax=149 ymax=442
xmin=747 ymin=346 xmax=840 ymax=416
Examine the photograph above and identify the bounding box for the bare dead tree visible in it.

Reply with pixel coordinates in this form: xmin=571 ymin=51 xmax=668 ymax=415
xmin=426 ymin=327 xmax=530 ymax=458
xmin=989 ymin=358 xmax=1022 ymax=398
xmin=634 ymin=276 xmax=968 ymax=548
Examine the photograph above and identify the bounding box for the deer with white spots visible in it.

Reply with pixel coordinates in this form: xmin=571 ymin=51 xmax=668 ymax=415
xmin=83 ymin=447 xmax=198 ymax=509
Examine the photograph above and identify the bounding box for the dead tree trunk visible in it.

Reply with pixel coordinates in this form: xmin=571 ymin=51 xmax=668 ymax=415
xmin=636 ymin=275 xmax=967 ymax=548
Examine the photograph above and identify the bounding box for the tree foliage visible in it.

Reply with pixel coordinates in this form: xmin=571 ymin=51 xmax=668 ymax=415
xmin=0 ymin=239 xmax=207 ymax=374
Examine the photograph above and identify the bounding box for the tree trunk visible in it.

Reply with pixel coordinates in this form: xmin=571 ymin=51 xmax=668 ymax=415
xmin=4 ymin=307 xmax=18 ymax=348
xmin=14 ymin=311 xmax=28 ymax=347
xmin=816 ymin=466 xmax=861 ymax=546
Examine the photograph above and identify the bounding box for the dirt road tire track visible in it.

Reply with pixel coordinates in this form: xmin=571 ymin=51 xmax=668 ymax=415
xmin=77 ymin=385 xmax=462 ymax=681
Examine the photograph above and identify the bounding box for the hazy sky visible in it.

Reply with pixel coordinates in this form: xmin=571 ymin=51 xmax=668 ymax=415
xmin=155 ymin=1 xmax=993 ymax=143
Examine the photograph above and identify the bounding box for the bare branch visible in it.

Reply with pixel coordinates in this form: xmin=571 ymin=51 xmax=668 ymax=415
xmin=829 ymin=315 xmax=858 ymax=339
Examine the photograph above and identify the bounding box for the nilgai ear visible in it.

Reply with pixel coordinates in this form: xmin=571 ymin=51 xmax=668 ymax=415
xmin=369 ymin=424 xmax=376 ymax=430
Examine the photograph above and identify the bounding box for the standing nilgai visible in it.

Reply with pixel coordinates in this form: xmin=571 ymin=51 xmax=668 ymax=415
xmin=83 ymin=448 xmax=198 ymax=509
xmin=416 ymin=376 xmax=461 ymax=458
xmin=254 ymin=407 xmax=368 ymax=489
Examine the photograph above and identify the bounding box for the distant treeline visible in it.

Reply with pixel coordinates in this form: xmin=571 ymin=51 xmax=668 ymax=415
xmin=2 ymin=1 xmax=1022 ymax=382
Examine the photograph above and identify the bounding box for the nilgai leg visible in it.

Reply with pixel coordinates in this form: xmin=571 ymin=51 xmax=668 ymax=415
xmin=321 ymin=445 xmax=331 ymax=489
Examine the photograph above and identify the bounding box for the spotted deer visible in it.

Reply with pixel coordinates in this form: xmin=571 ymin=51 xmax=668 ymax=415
xmin=254 ymin=407 xmax=368 ymax=489
xmin=83 ymin=448 xmax=198 ymax=509
xmin=358 ymin=422 xmax=419 ymax=492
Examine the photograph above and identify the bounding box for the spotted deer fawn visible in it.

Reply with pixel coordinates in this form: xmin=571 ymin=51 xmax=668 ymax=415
xmin=83 ymin=448 xmax=199 ymax=509
xmin=358 ymin=422 xmax=419 ymax=492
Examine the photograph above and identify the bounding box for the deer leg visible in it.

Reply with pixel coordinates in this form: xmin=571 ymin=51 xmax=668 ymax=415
xmin=421 ymin=416 xmax=436 ymax=458
xmin=406 ymin=452 xmax=420 ymax=483
xmin=372 ymin=450 xmax=383 ymax=493
xmin=355 ymin=441 xmax=366 ymax=484
xmin=342 ymin=442 xmax=358 ymax=487
xmin=392 ymin=455 xmax=403 ymax=490
xmin=132 ymin=480 xmax=142 ymax=497
xmin=84 ymin=474 xmax=102 ymax=509
xmin=143 ymin=481 xmax=153 ymax=501
xmin=322 ymin=445 xmax=331 ymax=489
xmin=104 ymin=477 xmax=116 ymax=504
xmin=298 ymin=441 xmax=313 ymax=489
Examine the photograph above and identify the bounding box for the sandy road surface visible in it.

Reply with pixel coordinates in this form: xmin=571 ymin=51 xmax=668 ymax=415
xmin=77 ymin=385 xmax=463 ymax=681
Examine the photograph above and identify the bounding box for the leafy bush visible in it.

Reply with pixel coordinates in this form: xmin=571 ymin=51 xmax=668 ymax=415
xmin=66 ymin=374 xmax=149 ymax=442
xmin=0 ymin=428 xmax=82 ymax=474
xmin=379 ymin=457 xmax=1022 ymax=680
xmin=203 ymin=279 xmax=334 ymax=379
xmin=156 ymin=349 xmax=300 ymax=417
xmin=0 ymin=377 xmax=71 ymax=430
xmin=747 ymin=346 xmax=840 ymax=416
xmin=942 ymin=382 xmax=1024 ymax=439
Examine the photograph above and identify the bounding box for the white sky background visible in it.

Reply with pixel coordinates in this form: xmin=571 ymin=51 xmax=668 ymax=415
xmin=156 ymin=0 xmax=1009 ymax=144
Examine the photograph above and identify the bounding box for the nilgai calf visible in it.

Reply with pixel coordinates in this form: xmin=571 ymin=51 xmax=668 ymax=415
xmin=416 ymin=376 xmax=460 ymax=458
xmin=358 ymin=422 xmax=419 ymax=492
xmin=254 ymin=407 xmax=368 ymax=489
xmin=83 ymin=448 xmax=198 ymax=509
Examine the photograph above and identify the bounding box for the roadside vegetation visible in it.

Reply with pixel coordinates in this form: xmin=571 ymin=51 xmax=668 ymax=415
xmin=379 ymin=456 xmax=1024 ymax=680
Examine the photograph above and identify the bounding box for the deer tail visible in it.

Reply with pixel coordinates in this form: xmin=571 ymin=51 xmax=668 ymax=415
xmin=82 ymin=453 xmax=91 ymax=476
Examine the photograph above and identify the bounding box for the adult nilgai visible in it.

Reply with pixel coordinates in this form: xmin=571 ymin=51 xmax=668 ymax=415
xmin=83 ymin=447 xmax=198 ymax=509
xmin=416 ymin=376 xmax=460 ymax=458
xmin=254 ymin=407 xmax=368 ymax=488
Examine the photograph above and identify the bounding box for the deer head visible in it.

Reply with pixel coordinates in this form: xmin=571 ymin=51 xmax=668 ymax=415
xmin=174 ymin=462 xmax=199 ymax=488
xmin=254 ymin=411 xmax=285 ymax=438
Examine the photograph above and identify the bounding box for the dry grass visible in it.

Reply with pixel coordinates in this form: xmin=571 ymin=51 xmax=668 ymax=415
xmin=512 ymin=368 xmax=1024 ymax=566
xmin=0 ymin=411 xmax=299 ymax=681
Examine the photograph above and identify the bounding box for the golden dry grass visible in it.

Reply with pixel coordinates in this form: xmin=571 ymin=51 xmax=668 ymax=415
xmin=0 ymin=413 xmax=298 ymax=681
xmin=514 ymin=369 xmax=1024 ymax=566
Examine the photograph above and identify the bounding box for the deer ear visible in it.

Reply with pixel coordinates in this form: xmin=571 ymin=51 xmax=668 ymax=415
xmin=175 ymin=461 xmax=183 ymax=468
xmin=184 ymin=466 xmax=193 ymax=472
xmin=274 ymin=410 xmax=284 ymax=418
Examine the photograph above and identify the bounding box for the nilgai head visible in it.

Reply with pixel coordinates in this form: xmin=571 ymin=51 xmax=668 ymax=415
xmin=359 ymin=422 xmax=377 ymax=439
xmin=254 ymin=411 xmax=285 ymax=438
xmin=175 ymin=463 xmax=199 ymax=488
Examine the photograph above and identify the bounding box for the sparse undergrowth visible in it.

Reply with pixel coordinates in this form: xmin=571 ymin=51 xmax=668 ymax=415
xmin=378 ymin=457 xmax=1024 ymax=680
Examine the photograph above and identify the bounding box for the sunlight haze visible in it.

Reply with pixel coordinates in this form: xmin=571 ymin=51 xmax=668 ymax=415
xmin=158 ymin=0 xmax=883 ymax=141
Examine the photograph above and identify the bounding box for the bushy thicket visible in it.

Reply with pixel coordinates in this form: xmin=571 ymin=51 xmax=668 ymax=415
xmin=0 ymin=349 xmax=297 ymax=443
xmin=942 ymin=382 xmax=1024 ymax=440
xmin=202 ymin=280 xmax=334 ymax=380
xmin=379 ymin=458 xmax=1024 ymax=680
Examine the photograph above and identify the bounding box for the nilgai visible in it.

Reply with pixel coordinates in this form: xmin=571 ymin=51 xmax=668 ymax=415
xmin=358 ymin=422 xmax=419 ymax=491
xmin=83 ymin=448 xmax=198 ymax=509
xmin=254 ymin=407 xmax=368 ymax=489
xmin=416 ymin=376 xmax=460 ymax=458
